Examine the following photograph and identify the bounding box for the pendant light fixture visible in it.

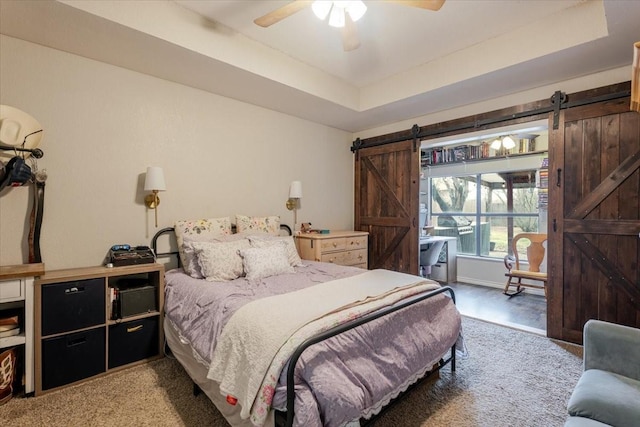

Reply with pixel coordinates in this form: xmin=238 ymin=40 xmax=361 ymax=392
xmin=490 ymin=135 xmax=516 ymax=150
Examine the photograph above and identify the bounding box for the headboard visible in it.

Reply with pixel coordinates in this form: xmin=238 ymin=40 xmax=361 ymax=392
xmin=151 ymin=224 xmax=292 ymax=268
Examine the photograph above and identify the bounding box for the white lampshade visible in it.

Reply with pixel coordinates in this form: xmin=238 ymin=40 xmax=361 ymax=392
xmin=346 ymin=1 xmax=367 ymax=22
xmin=312 ymin=1 xmax=332 ymax=20
xmin=490 ymin=138 xmax=502 ymax=150
xmin=144 ymin=167 xmax=166 ymax=191
xmin=314 ymin=1 xmax=367 ymax=27
xmin=289 ymin=181 xmax=302 ymax=199
xmin=502 ymin=135 xmax=516 ymax=149
xmin=328 ymin=5 xmax=345 ymax=28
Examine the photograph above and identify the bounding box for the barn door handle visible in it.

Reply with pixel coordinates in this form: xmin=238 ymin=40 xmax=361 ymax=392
xmin=556 ymin=168 xmax=562 ymax=186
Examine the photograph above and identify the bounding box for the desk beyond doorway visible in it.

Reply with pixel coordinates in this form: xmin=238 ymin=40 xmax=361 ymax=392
xmin=419 ymin=236 xmax=457 ymax=283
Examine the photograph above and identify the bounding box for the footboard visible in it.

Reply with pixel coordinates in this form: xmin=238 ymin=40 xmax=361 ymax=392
xmin=274 ymin=286 xmax=457 ymax=427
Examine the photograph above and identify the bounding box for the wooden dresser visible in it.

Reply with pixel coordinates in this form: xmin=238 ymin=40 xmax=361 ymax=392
xmin=296 ymin=231 xmax=368 ymax=269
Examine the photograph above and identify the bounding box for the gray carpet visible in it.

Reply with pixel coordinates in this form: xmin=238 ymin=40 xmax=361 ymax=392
xmin=0 ymin=317 xmax=582 ymax=426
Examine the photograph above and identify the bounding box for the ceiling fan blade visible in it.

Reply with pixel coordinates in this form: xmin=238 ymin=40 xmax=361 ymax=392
xmin=254 ymin=0 xmax=313 ymax=28
xmin=385 ymin=0 xmax=446 ymax=12
xmin=341 ymin=13 xmax=360 ymax=52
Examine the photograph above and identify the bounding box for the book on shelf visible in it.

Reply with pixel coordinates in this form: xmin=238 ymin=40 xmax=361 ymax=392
xmin=0 ymin=316 xmax=20 ymax=338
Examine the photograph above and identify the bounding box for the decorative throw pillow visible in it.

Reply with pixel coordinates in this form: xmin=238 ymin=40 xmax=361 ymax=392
xmin=239 ymin=243 xmax=294 ymax=280
xmin=174 ymin=217 xmax=232 ymax=276
xmin=235 ymin=214 xmax=280 ymax=235
xmin=191 ymin=239 xmax=250 ymax=282
xmin=248 ymin=235 xmax=303 ymax=267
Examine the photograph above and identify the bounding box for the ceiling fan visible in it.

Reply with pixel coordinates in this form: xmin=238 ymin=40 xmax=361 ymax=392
xmin=254 ymin=0 xmax=446 ymax=52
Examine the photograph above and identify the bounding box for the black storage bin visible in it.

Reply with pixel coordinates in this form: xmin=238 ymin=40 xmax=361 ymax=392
xmin=42 ymin=328 xmax=105 ymax=390
xmin=108 ymin=317 xmax=159 ymax=369
xmin=41 ymin=278 xmax=105 ymax=336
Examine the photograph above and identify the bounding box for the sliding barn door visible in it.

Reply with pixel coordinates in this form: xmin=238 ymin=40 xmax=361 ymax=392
xmin=354 ymin=140 xmax=419 ymax=274
xmin=547 ymin=98 xmax=640 ymax=343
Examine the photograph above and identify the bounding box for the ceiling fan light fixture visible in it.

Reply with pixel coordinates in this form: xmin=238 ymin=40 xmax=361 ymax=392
xmin=313 ymin=1 xmax=367 ymax=28
xmin=328 ymin=4 xmax=346 ymax=27
xmin=346 ymin=1 xmax=367 ymax=22
xmin=311 ymin=1 xmax=333 ymax=20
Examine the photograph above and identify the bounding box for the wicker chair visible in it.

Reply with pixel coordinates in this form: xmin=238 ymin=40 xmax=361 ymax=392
xmin=503 ymin=233 xmax=547 ymax=297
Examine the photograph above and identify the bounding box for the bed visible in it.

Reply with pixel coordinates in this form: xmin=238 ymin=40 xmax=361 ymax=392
xmin=152 ymin=216 xmax=463 ymax=427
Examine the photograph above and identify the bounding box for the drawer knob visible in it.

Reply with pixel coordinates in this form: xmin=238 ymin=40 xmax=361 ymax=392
xmin=332 ymin=242 xmax=337 ymax=247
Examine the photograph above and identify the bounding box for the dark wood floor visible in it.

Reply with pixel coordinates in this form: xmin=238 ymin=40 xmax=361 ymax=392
xmin=446 ymin=282 xmax=547 ymax=334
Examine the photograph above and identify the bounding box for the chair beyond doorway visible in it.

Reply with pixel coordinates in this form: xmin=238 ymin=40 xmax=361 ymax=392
xmin=419 ymin=239 xmax=445 ymax=279
xmin=503 ymin=233 xmax=548 ymax=297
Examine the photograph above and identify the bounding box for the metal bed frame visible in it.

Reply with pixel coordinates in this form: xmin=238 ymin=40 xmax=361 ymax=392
xmin=151 ymin=226 xmax=457 ymax=427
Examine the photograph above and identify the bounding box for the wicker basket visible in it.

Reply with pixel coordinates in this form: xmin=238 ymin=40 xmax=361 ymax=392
xmin=0 ymin=347 xmax=17 ymax=405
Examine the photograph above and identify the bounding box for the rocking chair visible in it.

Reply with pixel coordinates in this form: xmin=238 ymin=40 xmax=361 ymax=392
xmin=503 ymin=233 xmax=547 ymax=297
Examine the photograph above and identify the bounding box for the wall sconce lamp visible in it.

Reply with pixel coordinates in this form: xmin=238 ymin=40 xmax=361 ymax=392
xmin=286 ymin=180 xmax=302 ymax=232
xmin=144 ymin=166 xmax=166 ymax=227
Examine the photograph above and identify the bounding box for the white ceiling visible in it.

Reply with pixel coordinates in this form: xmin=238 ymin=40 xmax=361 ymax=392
xmin=1 ymin=0 xmax=639 ymax=133
xmin=176 ymin=0 xmax=584 ymax=87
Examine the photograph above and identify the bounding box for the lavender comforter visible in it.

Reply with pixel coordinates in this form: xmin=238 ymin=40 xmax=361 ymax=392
xmin=164 ymin=261 xmax=461 ymax=427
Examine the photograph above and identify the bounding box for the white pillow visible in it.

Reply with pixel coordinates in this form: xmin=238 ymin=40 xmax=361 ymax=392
xmin=174 ymin=217 xmax=232 ymax=277
xmin=239 ymin=243 xmax=294 ymax=280
xmin=183 ymin=233 xmax=250 ymax=279
xmin=192 ymin=239 xmax=250 ymax=282
xmin=248 ymin=235 xmax=303 ymax=267
xmin=235 ymin=214 xmax=280 ymax=235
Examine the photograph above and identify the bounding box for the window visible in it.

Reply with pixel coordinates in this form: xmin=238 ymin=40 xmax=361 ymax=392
xmin=429 ymin=170 xmax=541 ymax=259
xmin=420 ymin=122 xmax=549 ymax=260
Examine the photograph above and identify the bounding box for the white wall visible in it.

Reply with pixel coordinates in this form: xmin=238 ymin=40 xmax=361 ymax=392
xmin=0 ymin=35 xmax=354 ymax=270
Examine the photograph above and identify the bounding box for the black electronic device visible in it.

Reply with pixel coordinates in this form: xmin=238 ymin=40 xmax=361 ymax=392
xmin=110 ymin=278 xmax=157 ymax=319
xmin=109 ymin=246 xmax=154 ymax=267
xmin=117 ymin=285 xmax=157 ymax=318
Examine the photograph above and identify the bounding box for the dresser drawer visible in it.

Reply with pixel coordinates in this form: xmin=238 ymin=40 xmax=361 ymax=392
xmin=345 ymin=235 xmax=367 ymax=251
xmin=42 ymin=327 xmax=106 ymax=390
xmin=319 ymin=236 xmax=367 ymax=252
xmin=319 ymin=237 xmax=347 ymax=253
xmin=108 ymin=317 xmax=159 ymax=369
xmin=321 ymin=248 xmax=367 ymax=266
xmin=41 ymin=278 xmax=105 ymax=336
xmin=0 ymin=279 xmax=23 ymax=302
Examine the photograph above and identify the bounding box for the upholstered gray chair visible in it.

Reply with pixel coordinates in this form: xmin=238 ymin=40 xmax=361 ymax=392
xmin=565 ymin=319 xmax=640 ymax=427
xmin=419 ymin=239 xmax=445 ymax=279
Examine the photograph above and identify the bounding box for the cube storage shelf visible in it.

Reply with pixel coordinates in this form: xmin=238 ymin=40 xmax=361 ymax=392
xmin=34 ymin=263 xmax=164 ymax=395
xmin=0 ymin=263 xmax=44 ymax=396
